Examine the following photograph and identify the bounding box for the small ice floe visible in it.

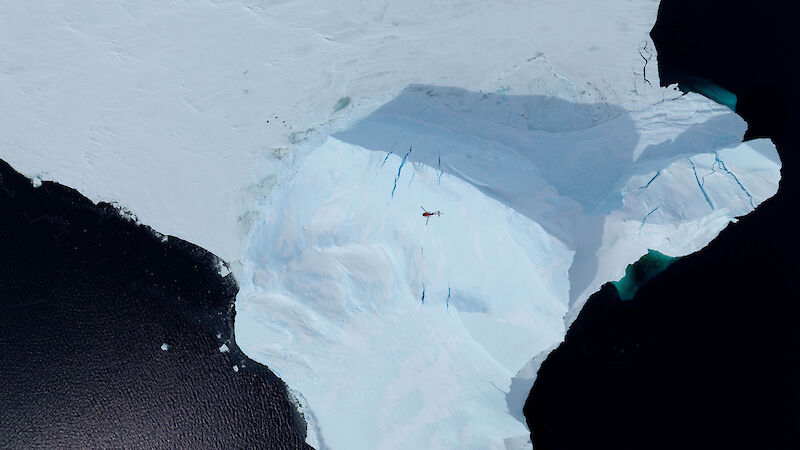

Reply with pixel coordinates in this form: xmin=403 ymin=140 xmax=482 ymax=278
xmin=31 ymin=177 xmax=42 ymax=188
xmin=161 ymin=343 xmax=169 ymax=351
xmin=232 ymin=365 xmax=239 ymax=372
xmin=218 ymin=262 xmax=231 ymax=278
xmin=219 ymin=343 xmax=230 ymax=353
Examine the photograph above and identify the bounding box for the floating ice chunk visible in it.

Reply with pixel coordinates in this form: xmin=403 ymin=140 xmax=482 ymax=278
xmin=232 ymin=365 xmax=239 ymax=372
xmin=31 ymin=177 xmax=42 ymax=188
xmin=219 ymin=343 xmax=230 ymax=353
xmin=161 ymin=343 xmax=169 ymax=351
xmin=218 ymin=263 xmax=231 ymax=278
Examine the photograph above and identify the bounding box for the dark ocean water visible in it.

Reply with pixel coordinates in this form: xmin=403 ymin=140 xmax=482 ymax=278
xmin=0 ymin=159 xmax=310 ymax=448
xmin=526 ymin=0 xmax=800 ymax=449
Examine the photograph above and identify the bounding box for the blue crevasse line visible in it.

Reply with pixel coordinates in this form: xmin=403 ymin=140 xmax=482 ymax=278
xmin=437 ymin=153 xmax=443 ymax=185
xmin=715 ymin=153 xmax=756 ymax=209
xmin=391 ymin=146 xmax=412 ymax=198
xmin=688 ymin=158 xmax=715 ymax=210
xmin=640 ymin=171 xmax=660 ymax=191
xmin=446 ymin=283 xmax=451 ymax=310
xmin=380 ymin=151 xmax=392 ymax=167
xmin=640 ymin=206 xmax=659 ymax=229
xmin=408 ymin=168 xmax=415 ymax=188
xmin=420 ymin=282 xmax=425 ymax=305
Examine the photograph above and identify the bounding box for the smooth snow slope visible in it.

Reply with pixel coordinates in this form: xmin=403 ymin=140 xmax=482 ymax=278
xmin=237 ymin=139 xmax=572 ymax=449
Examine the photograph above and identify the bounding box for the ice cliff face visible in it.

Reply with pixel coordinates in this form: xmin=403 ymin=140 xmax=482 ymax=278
xmin=0 ymin=1 xmax=783 ymax=449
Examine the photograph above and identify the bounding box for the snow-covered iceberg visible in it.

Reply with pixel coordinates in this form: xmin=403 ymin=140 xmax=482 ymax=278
xmin=236 ymin=87 xmax=780 ymax=449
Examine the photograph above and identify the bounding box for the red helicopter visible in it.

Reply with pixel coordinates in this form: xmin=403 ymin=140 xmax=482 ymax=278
xmin=420 ymin=206 xmax=442 ymax=225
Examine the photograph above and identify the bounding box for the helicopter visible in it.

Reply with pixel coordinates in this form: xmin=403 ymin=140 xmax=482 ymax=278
xmin=420 ymin=206 xmax=442 ymax=225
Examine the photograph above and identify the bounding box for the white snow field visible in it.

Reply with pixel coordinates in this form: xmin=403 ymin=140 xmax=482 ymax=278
xmin=0 ymin=0 xmax=782 ymax=449
xmin=1 ymin=0 xmax=670 ymax=263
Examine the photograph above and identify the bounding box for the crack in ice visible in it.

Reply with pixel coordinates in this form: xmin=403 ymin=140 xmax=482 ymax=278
xmin=380 ymin=151 xmax=392 ymax=167
xmin=446 ymin=282 xmax=451 ymax=310
xmin=715 ymin=152 xmax=756 ymax=209
xmin=639 ymin=170 xmax=660 ymax=191
xmin=391 ymin=146 xmax=412 ymax=198
xmin=639 ymin=206 xmax=659 ymax=229
xmin=688 ymin=158 xmax=715 ymax=210
xmin=638 ymin=40 xmax=653 ymax=87
xmin=437 ymin=152 xmax=443 ymax=185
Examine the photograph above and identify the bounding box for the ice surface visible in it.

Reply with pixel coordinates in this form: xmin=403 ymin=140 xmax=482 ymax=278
xmin=1 ymin=0 xmax=670 ymax=262
xmin=218 ymin=261 xmax=232 ymax=278
xmin=334 ymin=86 xmax=779 ymax=316
xmin=238 ymin=103 xmax=780 ymax=448
xmin=236 ymin=138 xmax=572 ymax=449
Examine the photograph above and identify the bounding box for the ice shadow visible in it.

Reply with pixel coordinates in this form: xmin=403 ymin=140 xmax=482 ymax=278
xmin=636 ymin=112 xmax=746 ymax=168
xmin=335 ymin=85 xmax=636 ymax=236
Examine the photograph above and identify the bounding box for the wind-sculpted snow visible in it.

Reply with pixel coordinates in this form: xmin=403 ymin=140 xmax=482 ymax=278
xmin=239 ymin=87 xmax=780 ymax=449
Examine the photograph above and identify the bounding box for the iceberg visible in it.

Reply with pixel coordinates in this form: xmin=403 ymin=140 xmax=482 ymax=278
xmin=237 ymin=87 xmax=780 ymax=448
